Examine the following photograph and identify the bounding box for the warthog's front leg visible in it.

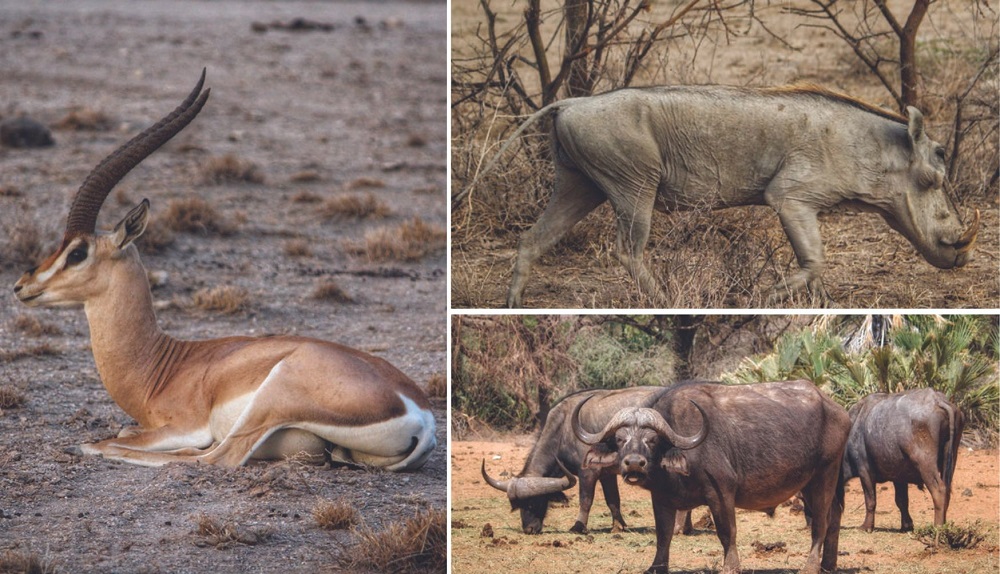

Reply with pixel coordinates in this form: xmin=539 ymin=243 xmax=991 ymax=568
xmin=765 ymin=195 xmax=828 ymax=304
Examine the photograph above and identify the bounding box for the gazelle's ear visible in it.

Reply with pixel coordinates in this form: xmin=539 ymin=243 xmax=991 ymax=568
xmin=112 ymin=199 xmax=150 ymax=249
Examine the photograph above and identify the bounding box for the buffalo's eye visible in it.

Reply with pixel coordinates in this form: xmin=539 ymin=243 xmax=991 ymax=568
xmin=66 ymin=246 xmax=88 ymax=266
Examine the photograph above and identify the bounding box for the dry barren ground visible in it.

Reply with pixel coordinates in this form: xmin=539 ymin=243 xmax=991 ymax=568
xmin=453 ymin=439 xmax=1000 ymax=574
xmin=0 ymin=1 xmax=446 ymax=572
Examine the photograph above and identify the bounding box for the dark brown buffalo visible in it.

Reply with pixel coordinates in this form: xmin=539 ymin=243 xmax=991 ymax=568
xmin=482 ymin=386 xmax=662 ymax=534
xmin=843 ymin=387 xmax=964 ymax=532
xmin=573 ymin=380 xmax=850 ymax=574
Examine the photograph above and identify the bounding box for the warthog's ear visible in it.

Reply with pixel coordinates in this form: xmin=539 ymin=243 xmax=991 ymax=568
xmin=660 ymin=449 xmax=690 ymax=476
xmin=583 ymin=444 xmax=618 ymax=469
xmin=112 ymin=199 xmax=150 ymax=250
xmin=907 ymin=106 xmax=925 ymax=143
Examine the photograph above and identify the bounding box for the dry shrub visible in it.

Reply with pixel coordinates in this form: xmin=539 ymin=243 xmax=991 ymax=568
xmin=321 ymin=193 xmax=391 ymax=221
xmin=191 ymin=286 xmax=250 ymax=314
xmin=162 ymin=198 xmax=235 ymax=235
xmin=137 ymin=216 xmax=176 ymax=254
xmin=12 ymin=315 xmax=60 ymax=337
xmin=1 ymin=219 xmax=46 ymax=270
xmin=311 ymin=280 xmax=353 ymax=303
xmin=342 ymin=509 xmax=445 ymax=573
xmin=313 ymin=499 xmax=359 ymax=530
xmin=201 ymin=154 xmax=265 ymax=185
xmin=426 ymin=373 xmax=446 ymax=398
xmin=290 ymin=170 xmax=322 ymax=183
xmin=0 ymin=344 xmax=60 ymax=362
xmin=0 ymin=386 xmax=26 ymax=409
xmin=291 ymin=191 xmax=323 ymax=204
xmin=346 ymin=176 xmax=386 ymax=189
xmin=193 ymin=515 xmax=273 ymax=549
xmin=284 ymin=239 xmax=312 ymax=257
xmin=914 ymin=521 xmax=988 ymax=550
xmin=0 ymin=550 xmax=56 ymax=574
xmin=352 ymin=218 xmax=446 ymax=262
xmin=52 ymin=107 xmax=113 ymax=131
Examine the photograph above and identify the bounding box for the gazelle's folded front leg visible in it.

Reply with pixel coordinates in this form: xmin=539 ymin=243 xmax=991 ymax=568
xmin=80 ymin=424 xmax=215 ymax=464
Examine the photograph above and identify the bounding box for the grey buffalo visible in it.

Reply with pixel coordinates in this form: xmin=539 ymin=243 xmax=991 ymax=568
xmin=573 ymin=380 xmax=850 ymax=574
xmin=487 ymin=85 xmax=979 ymax=307
xmin=843 ymin=387 xmax=965 ymax=532
xmin=482 ymin=386 xmax=662 ymax=534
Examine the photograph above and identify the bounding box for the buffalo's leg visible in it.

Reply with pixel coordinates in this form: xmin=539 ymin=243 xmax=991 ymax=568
xmin=598 ymin=473 xmax=627 ymax=532
xmin=570 ymin=469 xmax=600 ymax=533
xmin=506 ymin=165 xmax=606 ymax=308
xmin=917 ymin=457 xmax=950 ymax=526
xmin=893 ymin=481 xmax=914 ymax=531
xmin=821 ymin=478 xmax=846 ymax=574
xmin=674 ymin=509 xmax=693 ymax=535
xmin=647 ymin=490 xmax=677 ymax=574
xmin=763 ymin=192 xmax=828 ymax=303
xmin=704 ymin=489 xmax=739 ymax=574
xmin=801 ymin=461 xmax=841 ymax=574
xmin=857 ymin=469 xmax=878 ymax=532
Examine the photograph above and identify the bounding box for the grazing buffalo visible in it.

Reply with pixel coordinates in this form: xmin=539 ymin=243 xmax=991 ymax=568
xmin=484 ymin=85 xmax=979 ymax=307
xmin=573 ymin=380 xmax=850 ymax=574
xmin=842 ymin=388 xmax=964 ymax=532
xmin=482 ymin=386 xmax=663 ymax=534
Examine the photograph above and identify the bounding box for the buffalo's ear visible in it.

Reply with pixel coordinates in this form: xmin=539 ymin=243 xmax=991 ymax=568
xmin=660 ymin=449 xmax=690 ymax=476
xmin=583 ymin=443 xmax=618 ymax=469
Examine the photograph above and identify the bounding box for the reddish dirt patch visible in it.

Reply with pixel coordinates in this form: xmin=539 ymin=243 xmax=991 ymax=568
xmin=453 ymin=439 xmax=1000 ymax=573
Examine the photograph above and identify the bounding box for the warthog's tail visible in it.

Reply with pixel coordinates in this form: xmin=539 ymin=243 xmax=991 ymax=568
xmin=452 ymin=98 xmax=587 ymax=209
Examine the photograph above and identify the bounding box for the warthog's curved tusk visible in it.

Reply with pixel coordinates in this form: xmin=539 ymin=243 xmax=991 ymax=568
xmin=956 ymin=208 xmax=980 ymax=254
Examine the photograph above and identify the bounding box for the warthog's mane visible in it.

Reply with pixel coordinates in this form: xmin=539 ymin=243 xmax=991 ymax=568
xmin=761 ymin=84 xmax=908 ymax=125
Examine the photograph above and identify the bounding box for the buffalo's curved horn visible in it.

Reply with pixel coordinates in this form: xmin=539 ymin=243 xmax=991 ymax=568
xmin=955 ymin=208 xmax=980 ymax=254
xmin=481 ymin=459 xmax=576 ymax=499
xmin=64 ymin=69 xmax=211 ymax=240
xmin=571 ymin=395 xmax=605 ymax=445
xmin=646 ymin=400 xmax=708 ymax=450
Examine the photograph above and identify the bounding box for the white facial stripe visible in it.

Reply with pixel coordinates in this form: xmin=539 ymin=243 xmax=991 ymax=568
xmin=35 ymin=238 xmax=86 ymax=283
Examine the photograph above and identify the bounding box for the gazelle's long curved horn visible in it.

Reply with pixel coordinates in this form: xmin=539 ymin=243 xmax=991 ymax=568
xmin=64 ymin=69 xmax=210 ymax=240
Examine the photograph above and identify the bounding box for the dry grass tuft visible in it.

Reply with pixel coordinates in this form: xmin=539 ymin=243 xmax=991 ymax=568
xmin=342 ymin=509 xmax=446 ymax=574
xmin=201 ymin=154 xmax=265 ymax=185
xmin=137 ymin=216 xmax=177 ymax=254
xmin=346 ymin=176 xmax=386 ymax=189
xmin=0 ymin=344 xmax=60 ymax=363
xmin=191 ymin=286 xmax=250 ymax=315
xmin=52 ymin=107 xmax=113 ymax=131
xmin=320 ymin=193 xmax=391 ymax=221
xmin=406 ymin=133 xmax=427 ymax=147
xmin=284 ymin=239 xmax=312 ymax=258
xmin=2 ymin=219 xmax=46 ymax=270
xmin=12 ymin=315 xmax=60 ymax=337
xmin=311 ymin=280 xmax=353 ymax=303
xmin=193 ymin=515 xmax=273 ymax=549
xmin=0 ymin=550 xmax=57 ymax=574
xmin=291 ymin=191 xmax=323 ymax=204
xmin=0 ymin=386 xmax=26 ymax=410
xmin=351 ymin=218 xmax=446 ymax=262
xmin=290 ymin=170 xmax=323 ymax=183
xmin=913 ymin=521 xmax=988 ymax=550
xmin=162 ymin=198 xmax=235 ymax=236
xmin=0 ymin=185 xmax=22 ymax=197
xmin=313 ymin=499 xmax=359 ymax=531
xmin=426 ymin=373 xmax=446 ymax=398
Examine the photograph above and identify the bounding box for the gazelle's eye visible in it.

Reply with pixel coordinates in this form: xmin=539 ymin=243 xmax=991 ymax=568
xmin=66 ymin=246 xmax=88 ymax=266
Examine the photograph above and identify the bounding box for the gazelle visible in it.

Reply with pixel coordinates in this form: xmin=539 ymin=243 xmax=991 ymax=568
xmin=12 ymin=70 xmax=436 ymax=470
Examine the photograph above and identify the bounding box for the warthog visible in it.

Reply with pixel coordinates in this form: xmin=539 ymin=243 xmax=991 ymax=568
xmin=843 ymin=388 xmax=964 ymax=532
xmin=481 ymin=85 xmax=980 ymax=307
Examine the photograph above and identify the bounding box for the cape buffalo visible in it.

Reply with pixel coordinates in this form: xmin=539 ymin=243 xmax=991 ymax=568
xmin=573 ymin=380 xmax=850 ymax=574
xmin=482 ymin=386 xmax=663 ymax=534
xmin=843 ymin=388 xmax=965 ymax=532
xmin=482 ymin=85 xmax=979 ymax=307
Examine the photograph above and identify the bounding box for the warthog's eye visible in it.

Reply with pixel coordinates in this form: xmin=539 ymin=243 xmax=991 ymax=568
xmin=66 ymin=246 xmax=89 ymax=267
xmin=934 ymin=147 xmax=946 ymax=160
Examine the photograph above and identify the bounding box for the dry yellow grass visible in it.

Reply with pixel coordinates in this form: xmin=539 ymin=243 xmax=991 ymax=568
xmin=352 ymin=217 xmax=446 ymax=262
xmin=52 ymin=107 xmax=113 ymax=131
xmin=11 ymin=315 xmax=60 ymax=337
xmin=311 ymin=280 xmax=353 ymax=303
xmin=190 ymin=286 xmax=250 ymax=314
xmin=342 ymin=509 xmax=446 ymax=573
xmin=200 ymin=154 xmax=265 ymax=185
xmin=313 ymin=499 xmax=359 ymax=531
xmin=426 ymin=373 xmax=446 ymax=398
xmin=162 ymin=198 xmax=235 ymax=236
xmin=321 ymin=193 xmax=391 ymax=221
